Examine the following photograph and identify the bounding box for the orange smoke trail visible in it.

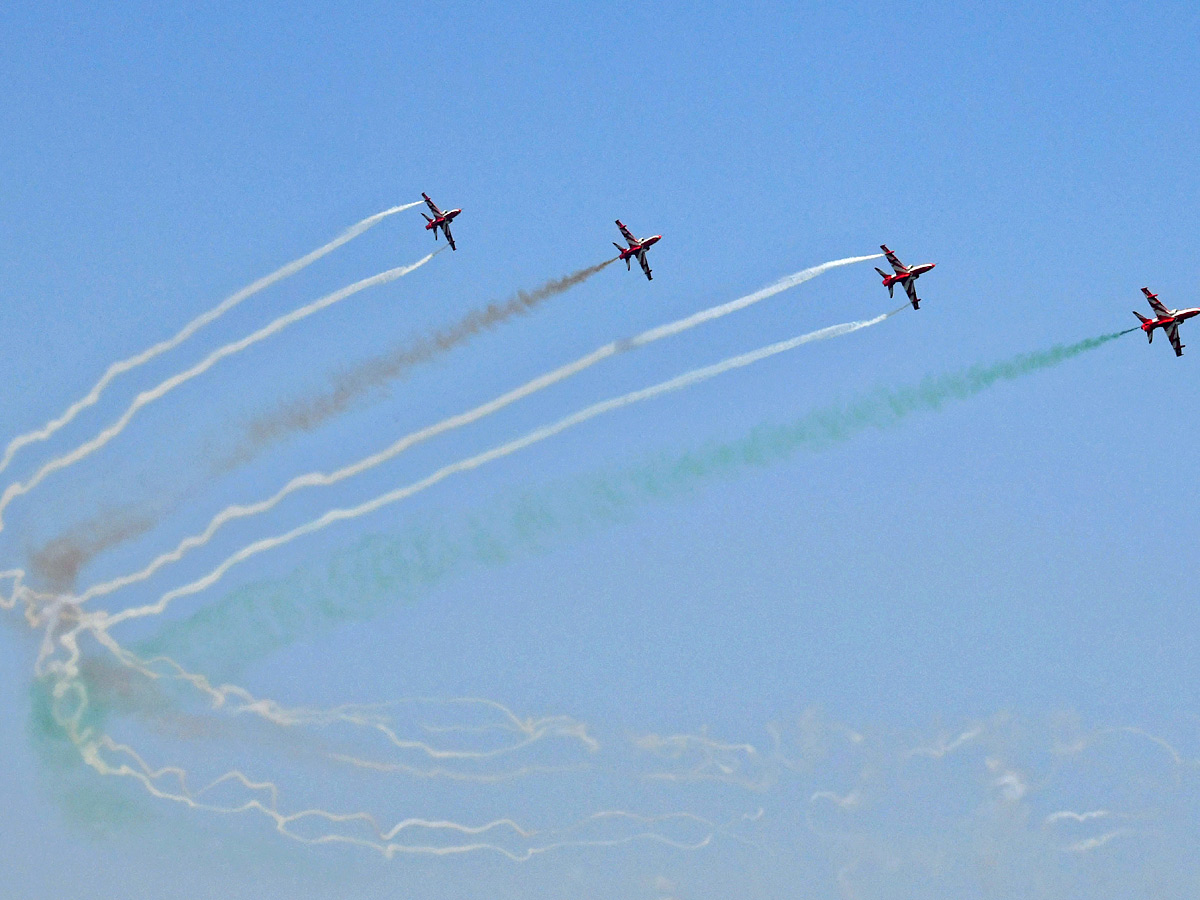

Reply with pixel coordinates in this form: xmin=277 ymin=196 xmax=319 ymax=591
xmin=29 ymin=510 xmax=157 ymax=593
xmin=224 ymin=259 xmax=617 ymax=465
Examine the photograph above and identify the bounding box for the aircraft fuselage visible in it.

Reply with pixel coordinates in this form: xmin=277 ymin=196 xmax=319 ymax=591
xmin=880 ymin=262 xmax=935 ymax=290
xmin=1141 ymin=306 xmax=1200 ymax=335
xmin=425 ymin=208 xmax=461 ymax=231
xmin=618 ymin=233 xmax=661 ymax=261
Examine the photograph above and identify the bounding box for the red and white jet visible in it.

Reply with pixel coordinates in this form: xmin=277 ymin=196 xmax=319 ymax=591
xmin=613 ymin=220 xmax=661 ymax=281
xmin=421 ymin=193 xmax=461 ymax=250
xmin=1133 ymin=287 xmax=1200 ymax=357
xmin=875 ymin=245 xmax=935 ymax=310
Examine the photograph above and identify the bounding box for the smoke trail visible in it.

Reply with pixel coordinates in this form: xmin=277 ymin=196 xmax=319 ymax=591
xmin=540 ymin=331 xmax=1131 ymax=509
xmin=29 ymin=509 xmax=158 ymax=593
xmin=134 ymin=330 xmax=1126 ymax=676
xmin=223 ymin=258 xmax=618 ymax=466
xmin=0 ymin=202 xmax=420 ymax=480
xmin=100 ymin=309 xmax=896 ymax=629
xmin=75 ymin=254 xmax=879 ymax=606
xmin=26 ymin=673 xmax=157 ymax=833
xmin=0 ymin=250 xmax=442 ymax=531
xmin=34 ymin=650 xmax=723 ymax=860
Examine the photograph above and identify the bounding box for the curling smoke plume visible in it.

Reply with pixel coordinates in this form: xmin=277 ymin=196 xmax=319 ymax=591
xmin=0 ymin=202 xmax=420 ymax=480
xmin=225 ymin=259 xmax=618 ymax=465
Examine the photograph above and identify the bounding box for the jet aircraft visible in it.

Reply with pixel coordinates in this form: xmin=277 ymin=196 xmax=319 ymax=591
xmin=613 ymin=220 xmax=662 ymax=281
xmin=421 ymin=193 xmax=461 ymax=250
xmin=875 ymin=245 xmax=935 ymax=310
xmin=1133 ymin=287 xmax=1200 ymax=357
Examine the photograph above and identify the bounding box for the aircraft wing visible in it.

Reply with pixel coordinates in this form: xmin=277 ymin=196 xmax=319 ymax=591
xmin=1167 ymin=322 xmax=1183 ymax=356
xmin=638 ymin=252 xmax=657 ymax=280
xmin=423 ymin=193 xmax=444 ymax=217
xmin=442 ymin=223 xmax=456 ymax=251
xmin=904 ymin=278 xmax=920 ymax=309
xmin=1145 ymin=293 xmax=1171 ymax=318
xmin=881 ymin=245 xmax=909 ymax=274
xmin=616 ymin=220 xmax=639 ymax=246
xmin=638 ymin=250 xmax=652 ymax=280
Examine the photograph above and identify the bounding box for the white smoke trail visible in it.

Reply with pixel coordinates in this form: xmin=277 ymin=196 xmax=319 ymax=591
xmin=908 ymin=726 xmax=983 ymax=758
xmin=1062 ymin=829 xmax=1131 ymax=853
xmin=0 ymin=202 xmax=420 ymax=479
xmin=1044 ymin=810 xmax=1113 ymax=826
xmin=100 ymin=306 xmax=901 ymax=629
xmin=326 ymin=754 xmax=587 ymax=784
xmin=75 ymin=254 xmax=881 ymax=605
xmin=0 ymin=568 xmax=22 ymax=611
xmin=78 ymin=623 xmax=603 ymax=766
xmin=634 ymin=730 xmax=770 ymax=790
xmin=44 ymin=673 xmax=721 ymax=860
xmin=0 ymin=249 xmax=442 ymax=531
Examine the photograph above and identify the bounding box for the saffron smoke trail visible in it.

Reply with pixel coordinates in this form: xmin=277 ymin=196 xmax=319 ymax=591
xmin=0 ymin=250 xmax=442 ymax=532
xmin=224 ymin=258 xmax=618 ymax=465
xmin=134 ymin=329 xmax=1127 ymax=676
xmin=29 ymin=509 xmax=158 ymax=593
xmin=0 ymin=202 xmax=420 ymax=479
xmin=99 ymin=309 xmax=897 ymax=630
xmin=75 ymin=254 xmax=880 ymax=606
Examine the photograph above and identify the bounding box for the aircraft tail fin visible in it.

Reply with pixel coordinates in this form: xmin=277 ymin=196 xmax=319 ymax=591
xmin=875 ymin=267 xmax=894 ymax=297
xmin=422 ymin=213 xmax=433 ymax=224
xmin=1133 ymin=310 xmax=1153 ymax=341
xmin=615 ymin=243 xmax=630 ymax=268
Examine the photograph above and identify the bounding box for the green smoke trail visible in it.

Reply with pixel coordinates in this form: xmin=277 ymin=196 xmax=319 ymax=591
xmin=616 ymin=329 xmax=1132 ymax=489
xmin=134 ymin=331 xmax=1127 ymax=680
xmin=26 ymin=673 xmax=156 ymax=833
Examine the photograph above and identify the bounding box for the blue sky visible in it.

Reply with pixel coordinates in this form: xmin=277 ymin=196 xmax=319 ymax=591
xmin=2 ymin=2 xmax=1200 ymax=897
